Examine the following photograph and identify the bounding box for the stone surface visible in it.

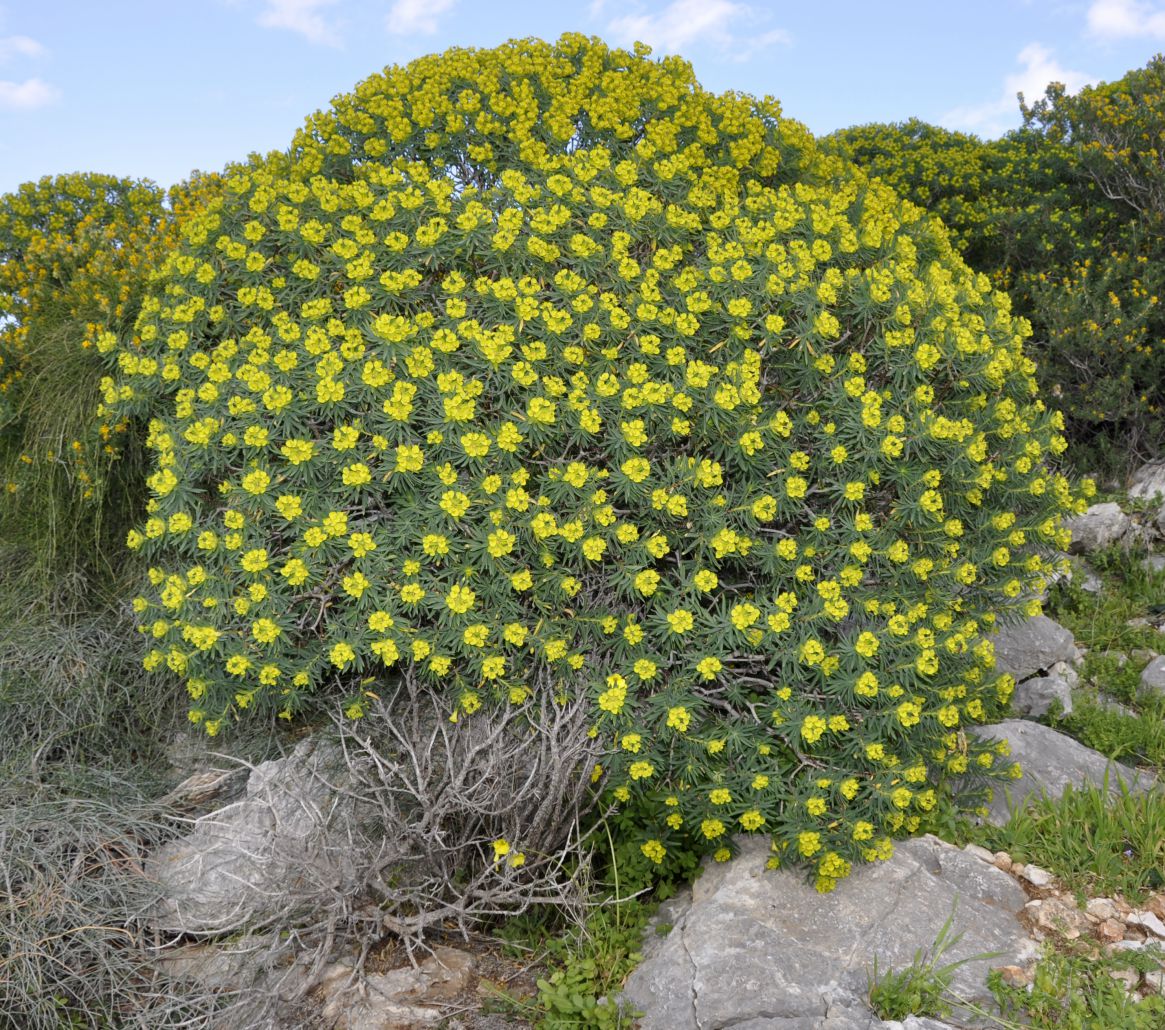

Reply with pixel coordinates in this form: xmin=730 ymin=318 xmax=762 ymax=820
xmin=1127 ymin=911 xmax=1165 ymax=939
xmin=969 ymin=721 xmax=1153 ymax=826
xmin=317 ymin=947 xmax=475 ymax=1030
xmin=1064 ymin=502 xmax=1131 ymax=554
xmin=1141 ymin=656 xmax=1165 ymax=698
xmin=1143 ymin=555 xmax=1165 ymax=574
xmin=1011 ymin=674 xmax=1073 ymax=719
xmin=1018 ymin=864 xmax=1053 ymax=888
xmin=1129 ymin=462 xmax=1165 ymax=502
xmin=622 ymin=835 xmax=1036 ymax=1030
xmin=1096 ymin=692 xmax=1138 ymax=719
xmin=1026 ymin=897 xmax=1089 ymax=939
xmin=146 ymin=737 xmax=356 ymax=934
xmin=990 ymin=616 xmax=1078 ymax=682
xmin=1088 ymin=898 xmax=1120 ymax=921
xmin=963 ymin=843 xmax=996 ymax=864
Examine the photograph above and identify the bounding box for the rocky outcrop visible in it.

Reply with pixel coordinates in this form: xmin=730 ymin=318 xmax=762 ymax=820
xmin=1011 ymin=672 xmax=1074 ymax=719
xmin=1141 ymin=656 xmax=1165 ymax=698
xmin=1064 ymin=502 xmax=1132 ymax=554
xmin=622 ymin=835 xmax=1036 ymax=1030
xmin=990 ymin=615 xmax=1077 ymax=683
xmin=970 ymin=721 xmax=1154 ymax=826
xmin=1129 ymin=463 xmax=1165 ymax=503
xmin=146 ymin=737 xmax=357 ymax=935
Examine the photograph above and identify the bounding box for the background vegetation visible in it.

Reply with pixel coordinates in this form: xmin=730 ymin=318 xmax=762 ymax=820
xmin=1 ymin=38 xmax=1163 ymax=1030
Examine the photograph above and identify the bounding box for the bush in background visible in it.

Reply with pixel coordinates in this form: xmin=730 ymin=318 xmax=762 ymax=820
xmin=0 ymin=171 xmax=220 ymax=578
xmin=826 ymin=57 xmax=1165 ymax=475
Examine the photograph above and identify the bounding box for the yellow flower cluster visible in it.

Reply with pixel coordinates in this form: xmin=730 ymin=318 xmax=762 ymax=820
xmin=0 ymin=172 xmax=220 ymax=515
xmin=106 ymin=35 xmax=1081 ymax=885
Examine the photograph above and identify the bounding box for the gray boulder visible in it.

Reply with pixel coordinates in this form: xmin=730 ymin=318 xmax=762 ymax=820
xmin=1141 ymin=656 xmax=1165 ymax=698
xmin=970 ymin=721 xmax=1154 ymax=826
xmin=990 ymin=616 xmax=1077 ymax=682
xmin=1011 ymin=674 xmax=1073 ymax=719
xmin=622 ymin=835 xmax=1036 ymax=1030
xmin=1064 ymin=502 xmax=1131 ymax=554
xmin=1143 ymin=555 xmax=1165 ymax=574
xmin=1129 ymin=462 xmax=1165 ymax=502
xmin=146 ymin=737 xmax=357 ymax=935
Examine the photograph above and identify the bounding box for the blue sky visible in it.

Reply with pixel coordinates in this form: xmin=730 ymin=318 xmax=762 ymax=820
xmin=1 ymin=0 xmax=1162 ymax=196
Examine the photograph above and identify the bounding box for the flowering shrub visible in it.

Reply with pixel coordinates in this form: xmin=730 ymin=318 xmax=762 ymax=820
xmin=827 ymin=102 xmax=1165 ymax=472
xmin=0 ymin=172 xmax=221 ymax=569
xmin=105 ymin=35 xmax=1082 ymax=890
xmin=0 ymin=174 xmax=209 ymax=436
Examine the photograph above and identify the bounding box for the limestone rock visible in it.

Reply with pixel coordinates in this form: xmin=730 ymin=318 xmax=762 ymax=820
xmin=1011 ymin=674 xmax=1073 ymax=719
xmin=1064 ymin=502 xmax=1131 ymax=554
xmin=970 ymin=721 xmax=1153 ymax=826
xmin=1096 ymin=693 xmax=1138 ymax=719
xmin=1141 ymin=656 xmax=1165 ymax=698
xmin=1017 ymin=863 xmax=1053 ymax=888
xmin=1127 ymin=911 xmax=1165 ymax=939
xmin=146 ymin=737 xmax=357 ymax=934
xmin=1129 ymin=462 xmax=1165 ymax=502
xmin=990 ymin=616 xmax=1078 ymax=682
xmin=1087 ymin=898 xmax=1120 ymax=921
xmin=317 ymin=947 xmax=475 ymax=1030
xmin=1026 ymin=897 xmax=1089 ymax=939
xmin=1143 ymin=555 xmax=1165 ymax=574
xmin=622 ymin=835 xmax=1036 ymax=1030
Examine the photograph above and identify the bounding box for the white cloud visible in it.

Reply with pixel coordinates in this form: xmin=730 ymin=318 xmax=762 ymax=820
xmin=941 ymin=43 xmax=1093 ymax=138
xmin=386 ymin=0 xmax=456 ymax=35
xmin=604 ymin=0 xmax=788 ymax=56
xmin=0 ymin=34 xmax=44 ymax=62
xmin=257 ymin=0 xmax=342 ymax=46
xmin=0 ymin=76 xmax=59 ymax=110
xmin=1087 ymin=0 xmax=1165 ymax=39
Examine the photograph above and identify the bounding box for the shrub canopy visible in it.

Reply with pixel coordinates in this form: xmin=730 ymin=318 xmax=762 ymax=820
xmin=106 ymin=35 xmax=1080 ymax=888
xmin=826 ymin=58 xmax=1165 ymax=473
xmin=0 ymin=172 xmax=219 ymax=572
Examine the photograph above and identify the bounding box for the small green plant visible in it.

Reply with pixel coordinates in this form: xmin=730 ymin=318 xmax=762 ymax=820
xmin=534 ymin=899 xmax=651 ymax=1029
xmin=1052 ymin=694 xmax=1165 ymax=772
xmin=494 ymin=896 xmax=652 ymax=1029
xmin=988 ymin=943 xmax=1165 ymax=1028
xmin=975 ymin=777 xmax=1165 ymax=900
xmin=867 ymin=900 xmax=998 ymax=1021
xmin=1045 ymin=543 xmax=1165 ymax=654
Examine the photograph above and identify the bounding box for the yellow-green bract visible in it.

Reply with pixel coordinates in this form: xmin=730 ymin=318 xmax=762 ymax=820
xmin=103 ymin=34 xmax=1083 ymax=890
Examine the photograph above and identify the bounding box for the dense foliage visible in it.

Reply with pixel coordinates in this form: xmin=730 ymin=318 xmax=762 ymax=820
xmin=99 ymin=35 xmax=1082 ymax=889
xmin=0 ymin=172 xmax=219 ymax=572
xmin=826 ymin=58 xmax=1165 ymax=474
